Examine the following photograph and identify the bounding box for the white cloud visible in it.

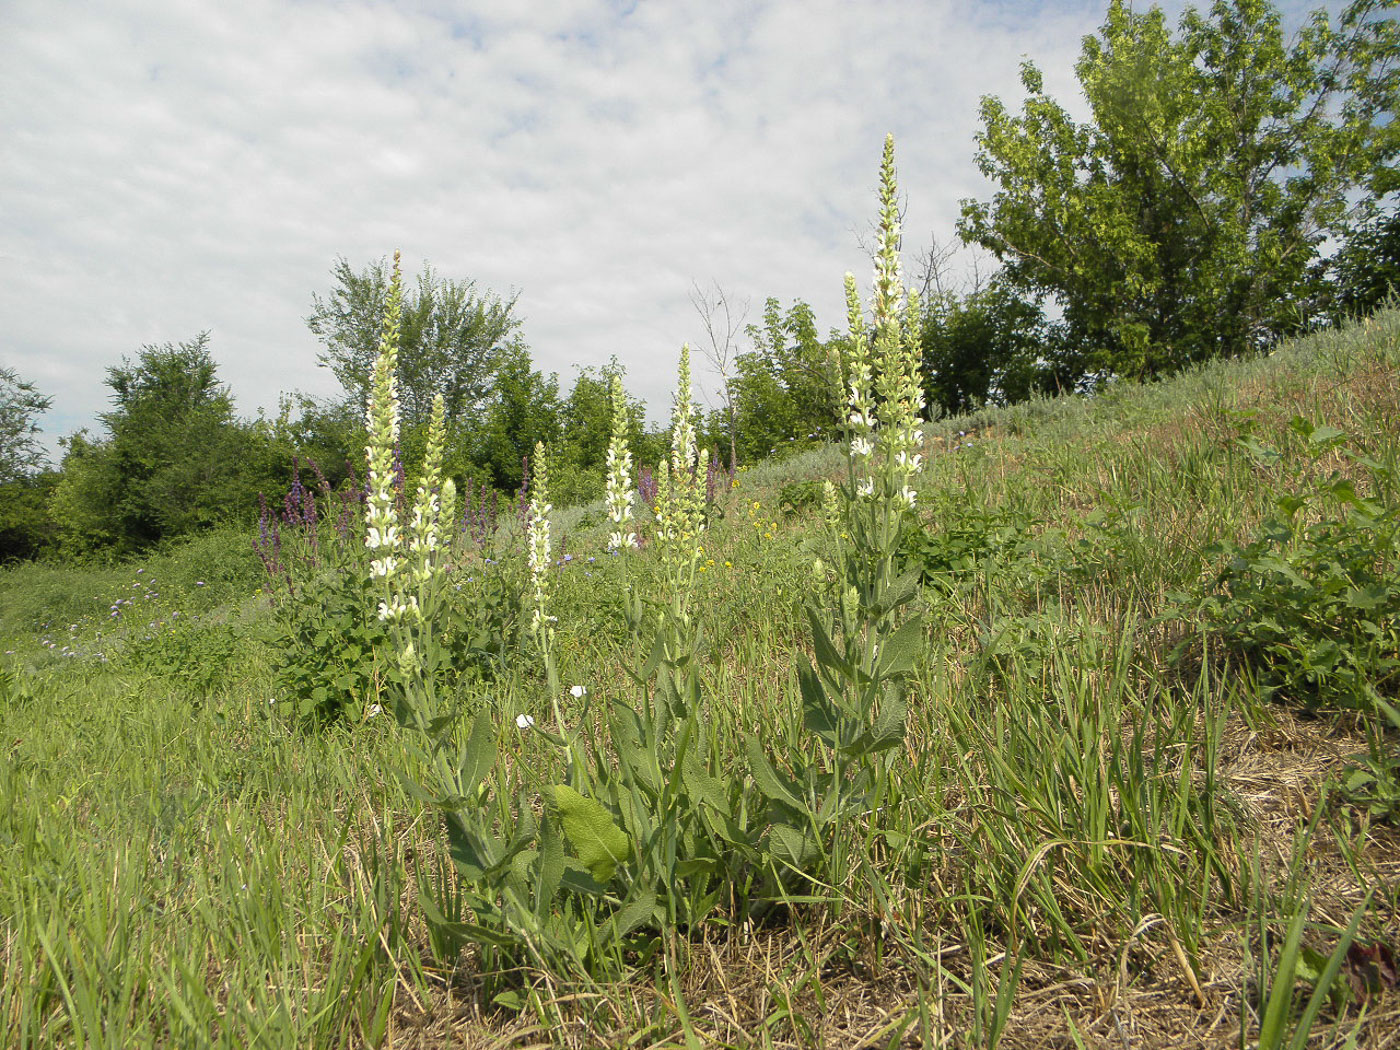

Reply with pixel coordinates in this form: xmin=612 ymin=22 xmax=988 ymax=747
xmin=0 ymin=0 xmax=1345 ymax=460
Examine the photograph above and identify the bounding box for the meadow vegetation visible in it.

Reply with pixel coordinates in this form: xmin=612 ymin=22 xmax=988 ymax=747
xmin=4 ymin=126 xmax=1400 ymax=1047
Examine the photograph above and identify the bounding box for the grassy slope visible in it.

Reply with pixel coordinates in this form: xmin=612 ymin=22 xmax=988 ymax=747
xmin=2 ymin=309 xmax=1399 ymax=1048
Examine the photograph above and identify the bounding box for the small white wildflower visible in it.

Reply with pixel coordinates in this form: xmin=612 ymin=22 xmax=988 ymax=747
xmin=366 ymin=525 xmax=399 ymax=550
xmin=901 ymin=486 xmax=918 ymax=508
xmin=850 ymin=435 xmax=875 ymax=458
xmin=857 ymin=478 xmax=875 ymax=498
xmin=569 ymin=684 xmax=587 ymax=699
xmin=515 ymin=713 xmax=536 ymax=729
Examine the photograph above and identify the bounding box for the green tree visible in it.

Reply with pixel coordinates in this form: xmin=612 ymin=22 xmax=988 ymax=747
xmin=472 ymin=346 xmax=561 ymax=494
xmin=728 ymin=298 xmax=842 ymax=462
xmin=959 ymin=0 xmax=1400 ymax=378
xmin=0 ymin=471 xmax=59 ymax=562
xmin=553 ymin=361 xmax=649 ymax=505
xmin=50 ymin=334 xmax=254 ymax=552
xmin=307 ymin=256 xmax=522 ymax=427
xmin=1333 ymin=205 xmax=1400 ymax=317
xmin=920 ymin=280 xmax=1067 ymax=417
xmin=0 ymin=366 xmax=52 ymax=483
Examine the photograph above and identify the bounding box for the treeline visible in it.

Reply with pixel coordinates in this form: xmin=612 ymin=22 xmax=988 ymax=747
xmin=0 ymin=301 xmax=668 ymax=561
xmin=3 ymin=0 xmax=1397 ymax=563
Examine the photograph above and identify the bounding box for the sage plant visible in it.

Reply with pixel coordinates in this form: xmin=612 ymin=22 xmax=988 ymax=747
xmin=526 ymin=439 xmax=557 ymax=685
xmin=605 ymin=373 xmax=637 ymax=553
xmin=748 ymin=134 xmax=928 ymax=891
xmin=651 ymin=344 xmax=706 ymax=625
xmin=364 ymin=253 xmax=455 ymax=733
xmin=824 ymin=133 xmax=925 ymax=788
xmin=836 ymin=135 xmax=926 ymax=634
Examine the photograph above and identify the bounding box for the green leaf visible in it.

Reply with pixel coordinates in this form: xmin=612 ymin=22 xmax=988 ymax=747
xmin=799 ymin=662 xmax=840 ymax=746
xmin=885 ymin=568 xmax=922 ymax=613
xmin=858 ymin=685 xmax=908 ymax=755
xmin=536 ymin=812 xmax=565 ymax=910
xmin=546 ymin=785 xmax=631 ymax=883
xmin=559 ymin=861 xmax=609 ymax=897
xmin=806 ymin=608 xmax=852 ymax=677
xmin=768 ymin=822 xmax=820 ymax=870
xmin=606 ymin=888 xmax=660 ymax=940
xmin=1308 ymin=424 xmax=1345 ymax=449
xmin=1344 ymin=584 xmax=1389 ymax=611
xmin=444 ymin=811 xmax=500 ymax=883
xmin=877 ymin=618 xmax=925 ymax=678
xmin=458 ymin=712 xmax=498 ymax=796
xmin=681 ymin=749 xmax=733 ymax=816
xmin=745 ymin=735 xmax=804 ymax=811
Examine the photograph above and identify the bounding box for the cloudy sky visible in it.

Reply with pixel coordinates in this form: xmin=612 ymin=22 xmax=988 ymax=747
xmin=1 ymin=0 xmax=1337 ymax=461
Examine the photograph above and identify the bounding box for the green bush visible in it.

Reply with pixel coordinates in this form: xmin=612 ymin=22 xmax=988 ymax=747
xmin=1189 ymin=418 xmax=1399 ymax=710
xmin=270 ymin=560 xmax=522 ymax=726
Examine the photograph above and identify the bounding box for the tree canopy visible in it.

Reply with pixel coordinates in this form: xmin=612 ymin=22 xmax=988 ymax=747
xmin=308 ymin=256 xmax=523 ymax=427
xmin=0 ymin=366 xmax=52 ymax=484
xmin=959 ymin=0 xmax=1400 ymax=378
xmin=50 ymin=335 xmax=262 ymax=552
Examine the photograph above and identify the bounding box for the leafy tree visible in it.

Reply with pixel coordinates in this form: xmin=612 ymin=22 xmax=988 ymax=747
xmin=0 ymin=471 xmax=59 ymax=562
xmin=727 ymin=298 xmax=842 ymax=462
xmin=1333 ymin=205 xmax=1400 ymax=317
xmin=50 ymin=334 xmax=254 ymax=552
xmin=960 ymin=0 xmax=1400 ymax=379
xmin=307 ymin=256 xmax=522 ymax=427
xmin=920 ymin=280 xmax=1068 ymax=417
xmin=471 ymin=346 xmax=561 ymax=494
xmin=552 ymin=361 xmax=650 ymax=505
xmin=0 ymin=366 xmax=52 ymax=483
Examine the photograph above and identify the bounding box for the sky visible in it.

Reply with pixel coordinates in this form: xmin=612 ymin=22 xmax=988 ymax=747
xmin=1 ymin=0 xmax=1340 ymax=463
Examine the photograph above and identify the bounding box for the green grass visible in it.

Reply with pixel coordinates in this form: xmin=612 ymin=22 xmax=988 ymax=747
xmin=3 ymin=310 xmax=1400 ymax=1047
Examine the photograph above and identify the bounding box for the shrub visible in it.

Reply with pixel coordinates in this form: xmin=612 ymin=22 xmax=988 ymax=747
xmin=1187 ymin=417 xmax=1399 ymax=711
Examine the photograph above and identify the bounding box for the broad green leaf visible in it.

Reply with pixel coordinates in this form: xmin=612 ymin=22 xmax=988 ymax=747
xmin=768 ymin=822 xmax=819 ymax=870
xmin=444 ymin=812 xmax=499 ymax=882
xmin=877 ymin=618 xmax=925 ymax=678
xmin=606 ymin=888 xmax=660 ymax=940
xmin=1344 ymin=584 xmax=1389 ymax=611
xmin=546 ymin=785 xmax=631 ymax=883
xmin=681 ymin=749 xmax=732 ymax=816
xmin=536 ymin=813 xmax=565 ymax=910
xmin=458 ymin=712 xmax=498 ymax=796
xmin=798 ymin=662 xmax=839 ymax=745
xmin=806 ymin=608 xmax=852 ymax=677
xmin=845 ymin=686 xmax=908 ymax=758
xmin=885 ymin=568 xmax=922 ymax=613
xmin=560 ymin=861 xmax=609 ymax=897
xmin=745 ymin=735 xmax=804 ymax=811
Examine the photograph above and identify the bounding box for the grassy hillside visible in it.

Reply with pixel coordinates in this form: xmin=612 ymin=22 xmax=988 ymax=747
xmin=2 ymin=309 xmax=1399 ymax=1048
